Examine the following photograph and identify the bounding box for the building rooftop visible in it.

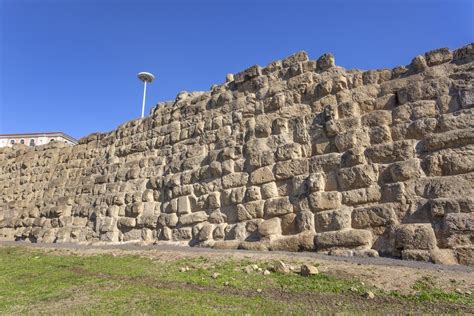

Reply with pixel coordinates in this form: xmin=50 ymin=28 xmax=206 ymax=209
xmin=0 ymin=132 xmax=78 ymax=144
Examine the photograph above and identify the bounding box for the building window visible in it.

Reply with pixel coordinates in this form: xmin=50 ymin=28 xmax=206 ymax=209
xmin=10 ymin=140 xmax=15 ymax=145
xmin=20 ymin=139 xmax=25 ymax=144
xmin=30 ymin=139 xmax=35 ymax=146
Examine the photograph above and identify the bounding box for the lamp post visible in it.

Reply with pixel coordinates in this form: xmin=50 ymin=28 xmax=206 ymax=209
xmin=137 ymin=72 xmax=155 ymax=118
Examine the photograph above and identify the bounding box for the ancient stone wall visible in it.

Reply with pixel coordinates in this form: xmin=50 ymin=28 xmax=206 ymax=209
xmin=1 ymin=44 xmax=473 ymax=265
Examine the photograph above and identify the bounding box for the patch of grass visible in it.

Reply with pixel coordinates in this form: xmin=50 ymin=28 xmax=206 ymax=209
xmin=0 ymin=246 xmax=472 ymax=314
xmin=387 ymin=276 xmax=473 ymax=304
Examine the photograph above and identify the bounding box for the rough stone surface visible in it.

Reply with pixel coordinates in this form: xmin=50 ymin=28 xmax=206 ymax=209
xmin=0 ymin=44 xmax=473 ymax=265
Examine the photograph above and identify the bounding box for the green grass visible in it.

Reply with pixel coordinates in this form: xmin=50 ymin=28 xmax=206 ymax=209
xmin=0 ymin=247 xmax=472 ymax=314
xmin=388 ymin=275 xmax=472 ymax=304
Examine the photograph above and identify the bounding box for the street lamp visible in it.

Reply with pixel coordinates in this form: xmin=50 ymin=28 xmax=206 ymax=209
xmin=137 ymin=72 xmax=155 ymax=118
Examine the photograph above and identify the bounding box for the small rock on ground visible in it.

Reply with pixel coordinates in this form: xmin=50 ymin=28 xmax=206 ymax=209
xmin=300 ymin=264 xmax=319 ymax=276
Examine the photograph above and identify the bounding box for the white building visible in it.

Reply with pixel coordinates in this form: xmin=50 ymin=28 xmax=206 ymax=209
xmin=0 ymin=132 xmax=78 ymax=148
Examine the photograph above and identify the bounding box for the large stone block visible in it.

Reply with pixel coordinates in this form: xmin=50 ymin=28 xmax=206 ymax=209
xmin=352 ymin=205 xmax=397 ymax=229
xmin=222 ymin=172 xmax=249 ymax=189
xmin=178 ymin=211 xmax=209 ymax=226
xmin=422 ymin=147 xmax=474 ymax=177
xmin=315 ymin=229 xmax=373 ymax=250
xmin=269 ymin=232 xmax=315 ymax=251
xmin=389 ymin=159 xmax=422 ymax=182
xmin=234 ymin=65 xmax=262 ymax=83
xmin=425 ymin=48 xmax=453 ymax=66
xmin=172 ymin=227 xmax=193 ymax=241
xmin=395 ymin=224 xmax=437 ymax=250
xmin=341 ymin=185 xmax=381 ymax=206
xmin=334 ymin=130 xmax=370 ymax=152
xmin=314 ymin=208 xmax=351 ymax=232
xmin=420 ymin=129 xmax=474 ymax=153
xmin=275 ymin=159 xmax=308 ymax=180
xmin=177 ymin=196 xmax=191 ymax=215
xmin=258 ymin=217 xmax=282 ymax=237
xmin=308 ymin=191 xmax=342 ymax=212
xmin=158 ymin=213 xmax=178 ymax=228
xmin=242 ymin=201 xmax=265 ymax=218
xmin=337 ymin=165 xmax=378 ymax=191
xmin=281 ymin=213 xmax=297 ymax=235
xmin=275 ymin=143 xmax=302 ymax=161
xmin=250 ymin=166 xmax=275 ymax=185
xmin=296 ymin=210 xmax=315 ymax=232
xmin=117 ymin=217 xmax=136 ymax=229
xmin=429 ymin=198 xmax=460 ymax=218
xmin=309 ymin=153 xmax=341 ymax=173
xmin=365 ymin=140 xmax=415 ymax=164
xmin=264 ymin=197 xmax=293 ymax=218
xmin=261 ymin=182 xmax=279 ymax=199
xmin=444 ymin=213 xmax=474 ymax=233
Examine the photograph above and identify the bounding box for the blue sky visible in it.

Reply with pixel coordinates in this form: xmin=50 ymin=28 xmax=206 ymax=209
xmin=1 ymin=0 xmax=472 ymax=140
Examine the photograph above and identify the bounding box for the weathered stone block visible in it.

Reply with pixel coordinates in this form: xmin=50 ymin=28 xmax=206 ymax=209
xmin=401 ymin=249 xmax=432 ymax=262
xmin=316 ymin=53 xmax=335 ymax=72
xmin=117 ymin=217 xmax=136 ymax=229
xmin=365 ymin=140 xmax=416 ymax=163
xmin=269 ymin=233 xmax=315 ymax=251
xmin=137 ymin=214 xmax=158 ymax=228
xmin=444 ymin=213 xmax=474 ymax=233
xmin=158 ymin=213 xmax=179 ymax=228
xmin=340 ymin=148 xmax=366 ymax=168
xmin=242 ymin=201 xmax=265 ymax=218
xmin=280 ymin=213 xmax=297 ymax=235
xmin=309 ymin=153 xmax=341 ymax=173
xmin=381 ymin=182 xmax=406 ymax=203
xmin=429 ymin=198 xmax=460 ymax=217
xmin=129 ymin=202 xmax=144 ymax=217
xmin=177 ymin=196 xmax=191 ymax=215
xmin=275 ymin=159 xmax=308 ymax=180
xmin=261 ymin=182 xmax=279 ymax=199
xmin=250 ymin=166 xmax=275 ymax=184
xmin=395 ymin=224 xmax=437 ymax=250
xmin=296 ymin=210 xmax=315 ymax=232
xmin=352 ymin=205 xmax=397 ymax=229
xmin=308 ymin=191 xmax=342 ymax=212
xmin=264 ymin=197 xmax=293 ymax=218
xmin=389 ymin=159 xmax=422 ymax=182
xmin=178 ymin=211 xmax=209 ymax=226
xmin=315 ymin=229 xmax=373 ymax=250
xmin=222 ymin=173 xmax=249 ymax=189
xmin=368 ymin=125 xmax=392 ymax=145
xmin=419 ymin=129 xmax=474 ymax=152
xmin=172 ymin=227 xmax=193 ymax=241
xmin=245 ymin=186 xmax=261 ymax=201
xmin=142 ymin=189 xmax=154 ymax=202
xmin=314 ymin=208 xmax=351 ymax=232
xmin=234 ymin=65 xmax=262 ymax=83
xmin=222 ymin=187 xmax=246 ymax=205
xmin=308 ymin=172 xmax=325 ymax=192
xmin=196 ymin=223 xmax=214 ymax=242
xmin=334 ymin=130 xmax=370 ymax=152
xmin=258 ymin=217 xmax=282 ymax=236
xmin=425 ymin=48 xmax=453 ymax=66
xmin=455 ymin=247 xmax=474 ymax=265
xmin=338 ymin=102 xmax=360 ymax=118
xmin=325 ymin=117 xmax=360 ymax=137
xmin=341 ymin=185 xmax=381 ymax=206
xmin=337 ymin=165 xmax=378 ymax=191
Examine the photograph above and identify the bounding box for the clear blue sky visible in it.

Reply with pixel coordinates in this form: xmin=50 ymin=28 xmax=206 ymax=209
xmin=1 ymin=0 xmax=472 ymax=140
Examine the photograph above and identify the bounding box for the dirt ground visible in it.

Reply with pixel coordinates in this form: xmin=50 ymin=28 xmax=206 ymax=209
xmin=2 ymin=240 xmax=473 ymax=296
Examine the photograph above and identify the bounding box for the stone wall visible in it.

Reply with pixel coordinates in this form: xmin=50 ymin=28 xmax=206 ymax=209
xmin=1 ymin=44 xmax=473 ymax=265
